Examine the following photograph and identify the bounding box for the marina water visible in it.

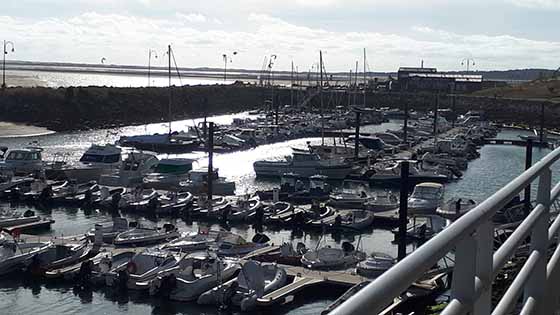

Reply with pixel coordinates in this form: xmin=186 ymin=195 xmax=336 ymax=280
xmin=0 ymin=113 xmax=556 ymax=315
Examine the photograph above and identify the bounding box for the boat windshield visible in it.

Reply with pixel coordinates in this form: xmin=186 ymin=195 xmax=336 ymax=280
xmin=80 ymin=154 xmax=120 ymax=163
xmin=155 ymin=164 xmax=191 ymax=174
xmin=411 ymin=187 xmax=441 ymax=200
xmin=6 ymin=151 xmax=41 ymax=161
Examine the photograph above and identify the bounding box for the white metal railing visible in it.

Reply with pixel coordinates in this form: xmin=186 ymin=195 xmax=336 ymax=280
xmin=330 ymin=146 xmax=560 ymax=315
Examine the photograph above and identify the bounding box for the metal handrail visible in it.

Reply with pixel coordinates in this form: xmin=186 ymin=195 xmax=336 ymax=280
xmin=330 ymin=146 xmax=560 ymax=315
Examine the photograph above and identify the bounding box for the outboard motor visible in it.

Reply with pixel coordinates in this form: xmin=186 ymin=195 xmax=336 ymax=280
xmin=148 ymin=197 xmax=159 ymax=211
xmin=111 ymin=193 xmax=121 ymax=209
xmin=163 ymin=223 xmax=175 ymax=233
xmin=76 ymin=260 xmax=94 ymax=287
xmin=296 ymin=242 xmax=307 ymax=255
xmin=341 ymin=241 xmax=355 ymax=253
xmin=252 ymin=233 xmax=270 ymax=244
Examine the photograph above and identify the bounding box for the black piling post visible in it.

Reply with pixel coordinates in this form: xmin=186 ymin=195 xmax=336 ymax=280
xmin=207 ymin=122 xmax=214 ymax=205
xmin=275 ymin=93 xmax=280 ymax=126
xmin=398 ymin=161 xmax=409 ymax=261
xmin=524 ymin=138 xmax=533 ymax=216
xmin=452 ymin=94 xmax=456 ymax=128
xmin=403 ymin=100 xmax=408 ymax=145
xmin=433 ymin=93 xmax=439 ymax=138
xmin=540 ymin=103 xmax=545 ymax=145
xmin=354 ymin=110 xmax=361 ymax=159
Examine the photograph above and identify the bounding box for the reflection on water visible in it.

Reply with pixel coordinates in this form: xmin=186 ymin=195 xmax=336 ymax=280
xmin=1 ymin=115 xmax=558 ymax=314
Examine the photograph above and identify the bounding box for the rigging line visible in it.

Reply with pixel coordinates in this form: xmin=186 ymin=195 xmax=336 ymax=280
xmin=170 ymin=47 xmax=183 ymax=86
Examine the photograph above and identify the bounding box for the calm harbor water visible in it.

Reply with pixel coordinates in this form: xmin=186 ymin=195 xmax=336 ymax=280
xmin=0 ymin=114 xmax=557 ymax=315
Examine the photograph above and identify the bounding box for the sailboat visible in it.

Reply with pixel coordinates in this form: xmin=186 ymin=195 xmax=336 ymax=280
xmin=118 ymin=45 xmax=202 ymax=153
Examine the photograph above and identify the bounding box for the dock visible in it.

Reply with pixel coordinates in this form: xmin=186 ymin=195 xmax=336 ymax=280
xmin=4 ymin=219 xmax=55 ymax=234
xmin=483 ymin=138 xmax=549 ymax=147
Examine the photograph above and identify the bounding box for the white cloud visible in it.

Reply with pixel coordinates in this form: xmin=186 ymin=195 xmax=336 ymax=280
xmin=176 ymin=13 xmax=207 ymax=23
xmin=0 ymin=13 xmax=558 ymax=72
xmin=506 ymin=0 xmax=560 ymax=9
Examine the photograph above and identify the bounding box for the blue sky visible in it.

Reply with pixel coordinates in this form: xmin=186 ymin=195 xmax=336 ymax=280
xmin=1 ymin=0 xmax=559 ymax=71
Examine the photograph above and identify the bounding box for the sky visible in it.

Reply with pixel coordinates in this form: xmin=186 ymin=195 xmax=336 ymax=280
xmin=0 ymin=0 xmax=559 ymax=72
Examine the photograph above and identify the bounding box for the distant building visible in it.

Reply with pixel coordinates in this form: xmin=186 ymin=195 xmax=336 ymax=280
xmin=397 ymin=67 xmax=483 ymax=93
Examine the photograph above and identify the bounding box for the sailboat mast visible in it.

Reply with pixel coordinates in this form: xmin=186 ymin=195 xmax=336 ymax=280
xmin=320 ymin=50 xmax=324 ymax=146
xmin=168 ymin=44 xmax=172 ymax=134
xmin=291 ymin=61 xmax=294 ymax=107
xmin=363 ymin=48 xmax=367 ymax=107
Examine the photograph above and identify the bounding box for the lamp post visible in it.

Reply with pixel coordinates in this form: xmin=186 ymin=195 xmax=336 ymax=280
xmin=222 ymin=51 xmax=238 ymax=82
xmin=148 ymin=49 xmax=158 ymax=87
xmin=2 ymin=40 xmax=15 ymax=89
xmin=461 ymin=58 xmax=475 ymax=73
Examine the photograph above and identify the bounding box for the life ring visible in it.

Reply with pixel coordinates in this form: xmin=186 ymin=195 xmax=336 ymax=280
xmin=126 ymin=262 xmax=137 ymax=274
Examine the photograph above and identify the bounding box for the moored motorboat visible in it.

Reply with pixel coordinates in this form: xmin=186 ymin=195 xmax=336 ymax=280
xmin=46 ymin=144 xmax=122 ymax=183
xmin=85 ymin=217 xmax=131 ymax=243
xmin=356 ymin=252 xmax=395 ymax=278
xmin=149 ymin=252 xmax=240 ymax=301
xmin=197 ymin=261 xmax=288 ymax=311
xmin=301 ymin=242 xmax=366 ymax=270
xmin=331 ymin=210 xmax=374 ymax=230
xmin=0 ymin=239 xmax=53 ymax=276
xmin=407 ymin=182 xmax=444 ymax=215
xmin=142 ymin=158 xmax=195 ymax=190
xmin=179 ymin=168 xmax=236 ymax=196
xmin=227 ymin=195 xmax=262 ymax=222
xmin=113 ymin=223 xmax=179 ymax=246
xmin=27 ymin=241 xmax=94 ymax=276
xmin=253 ymin=149 xmax=354 ymax=180
xmin=436 ymin=198 xmax=477 ymax=220
xmin=105 ymin=248 xmax=184 ymax=290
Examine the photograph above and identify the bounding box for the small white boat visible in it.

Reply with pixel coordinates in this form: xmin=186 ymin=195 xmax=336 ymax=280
xmin=253 ymin=150 xmax=353 ymax=180
xmin=333 ymin=210 xmax=374 ymax=230
xmin=163 ymin=228 xmax=225 ymax=252
xmin=436 ymin=198 xmax=477 ymax=220
xmin=113 ymin=223 xmax=179 ymax=246
xmin=0 ymin=240 xmax=53 ymax=276
xmin=143 ymin=158 xmax=195 ymax=190
xmin=197 ymin=261 xmax=288 ymax=311
xmin=28 ymin=242 xmax=93 ymax=275
xmin=227 ymin=196 xmax=262 ymax=222
xmin=194 ymin=196 xmax=230 ymax=218
xmin=356 ymin=252 xmax=395 ymax=278
xmin=99 ymin=152 xmax=159 ymax=187
xmin=149 ymin=252 xmax=240 ymax=301
xmin=0 ymin=147 xmax=44 ymax=176
xmin=45 ymin=251 xmax=136 ymax=282
xmin=407 ymin=182 xmax=444 ymax=215
xmin=0 ymin=209 xmax=42 ymax=229
xmin=153 ymin=191 xmax=194 ymax=215
xmin=212 ymin=233 xmax=270 ymax=256
xmin=364 ymin=191 xmax=399 ymax=212
xmin=180 ymin=168 xmax=236 ymax=195
xmin=47 ymin=144 xmax=122 ymax=183
xmin=86 ymin=217 xmax=131 ymax=243
xmin=105 ymin=249 xmax=184 ymax=290
xmin=117 ymin=188 xmax=159 ymax=210
xmin=301 ymin=242 xmax=366 ymax=270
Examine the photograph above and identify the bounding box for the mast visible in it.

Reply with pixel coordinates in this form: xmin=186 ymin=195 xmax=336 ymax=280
xmin=363 ymin=48 xmax=367 ymax=107
xmin=167 ymin=44 xmax=172 ymax=134
xmin=320 ymin=50 xmax=324 ymax=146
xmin=353 ymin=61 xmax=358 ymax=105
xmin=291 ymin=61 xmax=294 ymax=107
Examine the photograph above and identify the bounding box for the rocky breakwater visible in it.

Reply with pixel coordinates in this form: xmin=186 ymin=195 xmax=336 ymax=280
xmin=0 ymin=84 xmax=290 ymax=132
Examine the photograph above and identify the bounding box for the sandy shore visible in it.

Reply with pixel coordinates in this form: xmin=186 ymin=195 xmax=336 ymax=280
xmin=0 ymin=122 xmax=55 ymax=138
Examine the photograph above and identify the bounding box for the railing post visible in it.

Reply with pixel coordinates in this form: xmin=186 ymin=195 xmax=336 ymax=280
xmin=525 ymin=168 xmax=551 ymax=314
xmin=451 ymin=231 xmax=477 ymax=313
xmin=474 ymin=221 xmax=493 ymax=315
